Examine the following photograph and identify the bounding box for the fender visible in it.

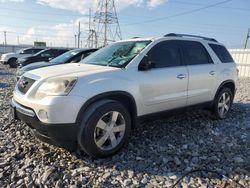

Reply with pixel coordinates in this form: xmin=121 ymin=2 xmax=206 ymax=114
xmin=214 ymin=79 xmax=236 ymax=100
xmin=76 ymin=91 xmax=137 ymax=125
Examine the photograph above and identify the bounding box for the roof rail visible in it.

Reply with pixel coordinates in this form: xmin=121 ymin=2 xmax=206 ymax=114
xmin=164 ymin=33 xmax=218 ymax=42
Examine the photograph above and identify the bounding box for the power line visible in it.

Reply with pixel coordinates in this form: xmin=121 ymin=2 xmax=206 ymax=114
xmin=122 ymin=0 xmax=233 ymax=26
xmin=0 ymin=6 xmax=84 ymax=17
xmin=0 ymin=13 xmax=82 ymax=24
xmin=170 ymin=0 xmax=250 ymax=12
xmin=0 ymin=30 xmax=88 ymax=39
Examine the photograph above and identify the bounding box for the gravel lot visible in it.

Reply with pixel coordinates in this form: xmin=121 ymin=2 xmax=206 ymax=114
xmin=0 ymin=64 xmax=250 ymax=188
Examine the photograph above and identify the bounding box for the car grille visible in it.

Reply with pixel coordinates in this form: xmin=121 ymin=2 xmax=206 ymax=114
xmin=17 ymin=76 xmax=35 ymax=94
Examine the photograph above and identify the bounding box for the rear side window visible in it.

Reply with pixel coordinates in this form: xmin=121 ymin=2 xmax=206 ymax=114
xmin=180 ymin=41 xmax=212 ymax=65
xmin=57 ymin=49 xmax=68 ymax=56
xmin=209 ymin=44 xmax=234 ymax=63
xmin=148 ymin=40 xmax=181 ymax=68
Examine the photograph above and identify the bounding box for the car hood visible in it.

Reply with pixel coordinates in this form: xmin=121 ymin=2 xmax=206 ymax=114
xmin=25 ymin=63 xmax=118 ymax=79
xmin=4 ymin=52 xmax=15 ymax=56
xmin=2 ymin=52 xmax=16 ymax=57
xmin=21 ymin=61 xmax=50 ymax=72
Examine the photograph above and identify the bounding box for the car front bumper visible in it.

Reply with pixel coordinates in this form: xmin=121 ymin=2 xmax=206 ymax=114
xmin=13 ymin=92 xmax=86 ymax=124
xmin=11 ymin=99 xmax=79 ymax=150
xmin=0 ymin=60 xmax=7 ymax=64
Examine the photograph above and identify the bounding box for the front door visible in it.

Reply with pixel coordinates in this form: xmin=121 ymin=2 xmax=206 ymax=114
xmin=137 ymin=40 xmax=188 ymax=115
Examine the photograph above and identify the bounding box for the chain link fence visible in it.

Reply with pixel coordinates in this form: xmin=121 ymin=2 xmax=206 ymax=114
xmin=0 ymin=44 xmax=33 ymax=55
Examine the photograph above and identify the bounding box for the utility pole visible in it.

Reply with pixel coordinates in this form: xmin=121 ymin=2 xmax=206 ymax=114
xmin=74 ymin=34 xmax=77 ymax=48
xmin=93 ymin=0 xmax=122 ymax=47
xmin=17 ymin=36 xmax=20 ymax=45
xmin=244 ymin=28 xmax=250 ymax=49
xmin=78 ymin=22 xmax=81 ymax=48
xmin=104 ymin=0 xmax=108 ymax=46
xmin=4 ymin=31 xmax=7 ymax=45
xmin=86 ymin=8 xmax=99 ymax=48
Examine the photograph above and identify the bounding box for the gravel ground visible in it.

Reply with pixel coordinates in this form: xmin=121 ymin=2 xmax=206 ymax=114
xmin=0 ymin=63 xmax=250 ymax=188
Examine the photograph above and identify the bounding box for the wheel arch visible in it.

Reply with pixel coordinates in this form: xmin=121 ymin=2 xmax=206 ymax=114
xmin=214 ymin=80 xmax=236 ymax=100
xmin=76 ymin=91 xmax=138 ymax=128
xmin=7 ymin=57 xmax=17 ymax=62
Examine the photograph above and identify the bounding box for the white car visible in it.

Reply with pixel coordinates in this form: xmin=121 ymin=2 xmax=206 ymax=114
xmin=11 ymin=34 xmax=237 ymax=158
xmin=0 ymin=47 xmax=44 ymax=68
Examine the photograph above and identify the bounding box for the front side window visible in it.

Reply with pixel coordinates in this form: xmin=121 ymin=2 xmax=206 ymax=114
xmin=181 ymin=41 xmax=212 ymax=65
xmin=50 ymin=50 xmax=81 ymax=64
xmin=209 ymin=44 xmax=234 ymax=63
xmin=40 ymin=50 xmax=53 ymax=57
xmin=33 ymin=49 xmax=43 ymax=54
xmin=147 ymin=40 xmax=181 ymax=68
xmin=80 ymin=40 xmax=151 ymax=68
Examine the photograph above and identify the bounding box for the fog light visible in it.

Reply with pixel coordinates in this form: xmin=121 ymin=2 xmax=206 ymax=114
xmin=38 ymin=110 xmax=48 ymax=120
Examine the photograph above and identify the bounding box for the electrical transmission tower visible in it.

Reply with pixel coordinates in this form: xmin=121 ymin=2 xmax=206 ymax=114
xmin=86 ymin=9 xmax=98 ymax=48
xmin=90 ymin=0 xmax=122 ymax=47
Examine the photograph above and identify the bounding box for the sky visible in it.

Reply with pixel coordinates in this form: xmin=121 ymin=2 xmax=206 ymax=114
xmin=0 ymin=0 xmax=249 ymax=48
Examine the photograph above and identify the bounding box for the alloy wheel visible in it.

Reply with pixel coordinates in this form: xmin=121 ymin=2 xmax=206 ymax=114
xmin=94 ymin=111 xmax=126 ymax=151
xmin=218 ymin=92 xmax=231 ymax=117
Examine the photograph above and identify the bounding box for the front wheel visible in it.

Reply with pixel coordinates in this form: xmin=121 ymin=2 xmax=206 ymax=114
xmin=212 ymin=87 xmax=233 ymax=119
xmin=8 ymin=58 xmax=18 ymax=68
xmin=78 ymin=100 xmax=131 ymax=158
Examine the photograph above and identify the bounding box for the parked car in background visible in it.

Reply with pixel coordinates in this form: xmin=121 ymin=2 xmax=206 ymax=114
xmin=0 ymin=47 xmax=44 ymax=68
xmin=16 ymin=48 xmax=98 ymax=79
xmin=17 ymin=48 xmax=69 ymax=67
xmin=11 ymin=33 xmax=237 ymax=158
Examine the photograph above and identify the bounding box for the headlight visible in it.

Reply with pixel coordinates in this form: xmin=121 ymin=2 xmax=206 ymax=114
xmin=34 ymin=77 xmax=77 ymax=100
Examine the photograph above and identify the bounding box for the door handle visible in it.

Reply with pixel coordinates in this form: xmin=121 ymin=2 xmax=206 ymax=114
xmin=209 ymin=71 xmax=216 ymax=75
xmin=177 ymin=74 xmax=186 ymax=79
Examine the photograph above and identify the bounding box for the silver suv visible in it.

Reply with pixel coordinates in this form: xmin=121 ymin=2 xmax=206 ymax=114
xmin=12 ymin=33 xmax=237 ymax=158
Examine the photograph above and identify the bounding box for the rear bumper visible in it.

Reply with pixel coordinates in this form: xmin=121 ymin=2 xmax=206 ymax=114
xmin=11 ymin=99 xmax=79 ymax=151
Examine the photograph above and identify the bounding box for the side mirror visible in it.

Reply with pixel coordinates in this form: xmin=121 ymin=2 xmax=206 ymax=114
xmin=138 ymin=55 xmax=152 ymax=71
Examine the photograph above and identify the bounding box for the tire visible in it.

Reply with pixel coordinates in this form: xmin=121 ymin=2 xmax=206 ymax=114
xmin=8 ymin=58 xmax=18 ymax=68
xmin=211 ymin=87 xmax=233 ymax=119
xmin=77 ymin=100 xmax=131 ymax=158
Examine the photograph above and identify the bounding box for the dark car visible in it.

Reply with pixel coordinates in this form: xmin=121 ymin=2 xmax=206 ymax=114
xmin=17 ymin=48 xmax=70 ymax=67
xmin=16 ymin=48 xmax=98 ymax=79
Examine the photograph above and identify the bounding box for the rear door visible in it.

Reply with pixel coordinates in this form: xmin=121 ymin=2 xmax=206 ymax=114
xmin=179 ymin=40 xmax=217 ymax=105
xmin=137 ymin=40 xmax=188 ymax=114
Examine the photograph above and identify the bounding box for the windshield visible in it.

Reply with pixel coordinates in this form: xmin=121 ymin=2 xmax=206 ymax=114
xmin=80 ymin=40 xmax=151 ymax=67
xmin=16 ymin=49 xmax=23 ymax=53
xmin=50 ymin=49 xmax=81 ymax=64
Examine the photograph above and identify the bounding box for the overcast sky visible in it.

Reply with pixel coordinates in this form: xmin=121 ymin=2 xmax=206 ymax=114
xmin=0 ymin=0 xmax=249 ymax=48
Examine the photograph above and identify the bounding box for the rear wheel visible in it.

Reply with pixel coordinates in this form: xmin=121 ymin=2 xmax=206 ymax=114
xmin=212 ymin=87 xmax=233 ymax=119
xmin=8 ymin=58 xmax=18 ymax=68
xmin=78 ymin=100 xmax=131 ymax=158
